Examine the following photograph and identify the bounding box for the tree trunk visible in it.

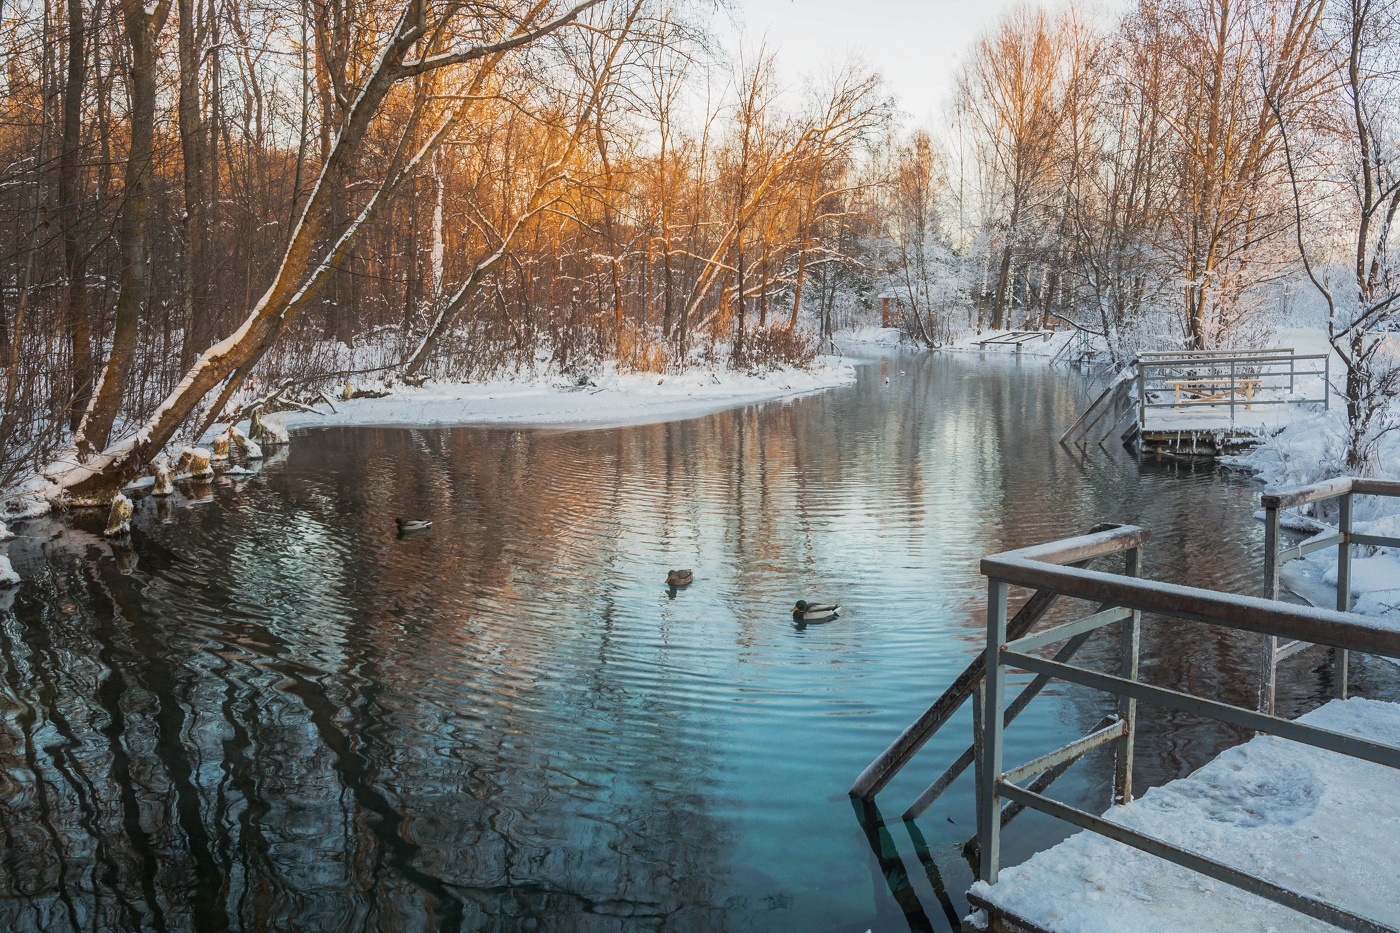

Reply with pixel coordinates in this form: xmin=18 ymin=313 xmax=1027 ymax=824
xmin=177 ymin=0 xmax=211 ymax=366
xmin=78 ymin=0 xmax=171 ymax=452
xmin=60 ymin=0 xmax=93 ymax=430
xmin=787 ymin=247 xmax=805 ymax=332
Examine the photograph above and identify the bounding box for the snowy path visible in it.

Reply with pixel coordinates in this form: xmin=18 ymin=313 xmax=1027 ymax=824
xmin=270 ymin=358 xmax=859 ymax=433
xmin=969 ymin=697 xmax=1400 ymax=932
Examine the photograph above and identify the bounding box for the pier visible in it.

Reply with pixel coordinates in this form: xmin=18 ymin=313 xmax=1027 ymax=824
xmin=1060 ymin=348 xmax=1330 ymax=458
xmin=853 ymin=478 xmax=1400 ymax=933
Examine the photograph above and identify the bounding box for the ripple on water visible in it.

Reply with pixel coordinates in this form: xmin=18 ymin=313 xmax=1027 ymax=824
xmin=0 ymin=351 xmax=1330 ymax=932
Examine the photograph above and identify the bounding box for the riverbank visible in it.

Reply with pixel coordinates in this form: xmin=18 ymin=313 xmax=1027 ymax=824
xmin=1226 ymin=407 xmax=1400 ymax=623
xmin=266 ymin=356 xmax=859 ymax=433
xmin=0 ymin=357 xmax=859 ymax=520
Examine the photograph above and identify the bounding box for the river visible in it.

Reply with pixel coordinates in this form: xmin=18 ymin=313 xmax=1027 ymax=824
xmin=0 ymin=350 xmax=1365 ymax=931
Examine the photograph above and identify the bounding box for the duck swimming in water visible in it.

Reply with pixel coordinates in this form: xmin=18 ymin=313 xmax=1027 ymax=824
xmin=395 ymin=518 xmax=433 ymax=533
xmin=666 ymin=569 xmax=694 ymax=587
xmin=792 ymin=600 xmax=840 ymax=622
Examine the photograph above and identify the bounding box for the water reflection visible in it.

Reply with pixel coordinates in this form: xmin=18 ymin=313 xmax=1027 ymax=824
xmin=0 ymin=351 xmax=1367 ymax=931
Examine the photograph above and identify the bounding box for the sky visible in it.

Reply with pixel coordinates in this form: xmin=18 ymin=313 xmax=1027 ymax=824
xmin=730 ymin=0 xmax=1031 ymax=127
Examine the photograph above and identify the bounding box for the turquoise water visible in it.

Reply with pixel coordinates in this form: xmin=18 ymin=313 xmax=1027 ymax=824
xmin=0 ymin=352 xmax=1332 ymax=931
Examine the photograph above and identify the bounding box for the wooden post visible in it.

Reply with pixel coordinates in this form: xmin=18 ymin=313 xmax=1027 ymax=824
xmin=971 ymin=681 xmax=985 ymax=830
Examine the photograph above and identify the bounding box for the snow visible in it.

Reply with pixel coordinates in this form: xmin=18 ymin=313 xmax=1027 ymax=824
xmin=835 ymin=326 xmax=903 ymax=347
xmin=969 ymin=697 xmax=1400 ymax=932
xmin=3 ymin=472 xmax=57 ymax=518
xmin=0 ymin=555 xmax=17 ymax=587
xmin=1141 ymin=406 xmax=1308 ymax=434
xmin=949 ymin=329 xmax=1081 ymax=359
xmin=0 ymin=521 xmax=11 ymax=541
xmin=104 ymin=493 xmax=133 ymax=537
xmin=1211 ymin=327 xmax=1400 ymax=627
xmin=250 ymin=358 xmax=858 ymax=433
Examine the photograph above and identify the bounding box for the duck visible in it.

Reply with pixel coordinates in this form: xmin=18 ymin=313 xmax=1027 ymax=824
xmin=792 ymin=600 xmax=840 ymax=622
xmin=666 ymin=569 xmax=694 ymax=587
xmin=395 ymin=517 xmax=433 ymax=533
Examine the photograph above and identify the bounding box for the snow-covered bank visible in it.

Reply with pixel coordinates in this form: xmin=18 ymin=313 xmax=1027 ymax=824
xmin=265 ymin=357 xmax=859 ymax=433
xmin=1226 ymin=405 xmax=1400 ymax=624
xmin=949 ymin=328 xmax=1081 ymax=358
xmin=970 ymin=697 xmax=1400 ymax=932
xmin=833 ymin=325 xmax=1088 ymax=358
xmin=833 ymin=325 xmax=903 ymax=348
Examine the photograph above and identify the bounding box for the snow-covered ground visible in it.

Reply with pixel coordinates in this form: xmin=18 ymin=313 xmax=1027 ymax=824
xmin=969 ymin=696 xmax=1400 ymax=932
xmin=834 ymin=325 xmax=1085 ymax=358
xmin=252 ymin=357 xmax=858 ymax=433
xmin=833 ymin=325 xmax=903 ymax=348
xmin=1226 ymin=426 xmax=1400 ymax=624
xmin=1196 ymin=327 xmax=1400 ymax=623
xmin=949 ymin=328 xmax=1081 ymax=358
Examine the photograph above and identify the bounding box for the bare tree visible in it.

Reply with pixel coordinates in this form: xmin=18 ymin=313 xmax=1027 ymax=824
xmin=1272 ymin=0 xmax=1400 ymax=470
xmin=48 ymin=0 xmax=614 ymax=501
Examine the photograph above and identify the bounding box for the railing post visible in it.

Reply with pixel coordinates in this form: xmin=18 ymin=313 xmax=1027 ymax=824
xmin=1288 ymin=352 xmax=1295 ymax=395
xmin=1336 ymin=492 xmax=1352 ymax=698
xmin=1136 ymin=366 xmax=1145 ymax=429
xmin=1261 ymin=502 xmax=1282 ymax=714
xmin=1324 ymin=356 xmax=1331 ymax=410
xmin=1229 ymin=360 xmax=1237 ymax=427
xmin=978 ymin=578 xmax=1009 ymax=885
xmin=971 ymin=680 xmax=985 ymax=822
xmin=1114 ymin=548 xmax=1141 ymax=805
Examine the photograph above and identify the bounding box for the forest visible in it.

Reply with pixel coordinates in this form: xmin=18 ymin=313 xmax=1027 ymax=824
xmin=1 ymin=0 xmax=1397 ymax=500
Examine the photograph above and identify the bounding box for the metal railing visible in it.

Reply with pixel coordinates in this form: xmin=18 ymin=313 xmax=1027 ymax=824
xmin=1135 ymin=350 xmax=1329 ymax=429
xmin=850 ymin=524 xmax=1144 ymax=824
xmin=1260 ymin=476 xmax=1400 ymax=713
xmin=973 ymin=523 xmax=1400 ymax=933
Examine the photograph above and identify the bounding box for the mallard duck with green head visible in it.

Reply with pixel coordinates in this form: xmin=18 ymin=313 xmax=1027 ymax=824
xmin=792 ymin=600 xmax=840 ymax=622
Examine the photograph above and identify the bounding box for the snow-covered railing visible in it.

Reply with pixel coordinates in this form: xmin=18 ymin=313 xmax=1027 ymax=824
xmin=974 ymin=523 xmax=1400 ymax=933
xmin=1261 ymin=476 xmax=1400 ymax=714
xmin=1135 ymin=350 xmax=1329 ymax=429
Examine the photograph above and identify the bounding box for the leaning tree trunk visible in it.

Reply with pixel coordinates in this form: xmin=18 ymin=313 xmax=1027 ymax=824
xmin=50 ymin=0 xmax=611 ymax=503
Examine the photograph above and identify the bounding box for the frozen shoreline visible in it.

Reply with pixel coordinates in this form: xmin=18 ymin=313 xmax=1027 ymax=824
xmin=256 ymin=356 xmax=860 ymax=434
xmin=1221 ymin=329 xmax=1400 ymax=627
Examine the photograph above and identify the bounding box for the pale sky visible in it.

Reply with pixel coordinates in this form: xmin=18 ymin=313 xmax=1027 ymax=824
xmin=731 ymin=0 xmax=1031 ymax=127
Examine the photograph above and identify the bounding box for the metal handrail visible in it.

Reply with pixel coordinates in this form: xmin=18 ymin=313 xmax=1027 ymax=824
xmin=1260 ymin=476 xmax=1400 ymax=713
xmin=981 ymin=534 xmax=1400 ymax=657
xmin=1136 ymin=351 xmax=1323 ymax=367
xmin=848 ymin=524 xmax=1145 ymax=804
xmin=1134 ymin=350 xmax=1330 ymax=429
xmin=1136 ymin=347 xmax=1294 ymax=358
xmin=977 ymin=524 xmax=1400 ymax=933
